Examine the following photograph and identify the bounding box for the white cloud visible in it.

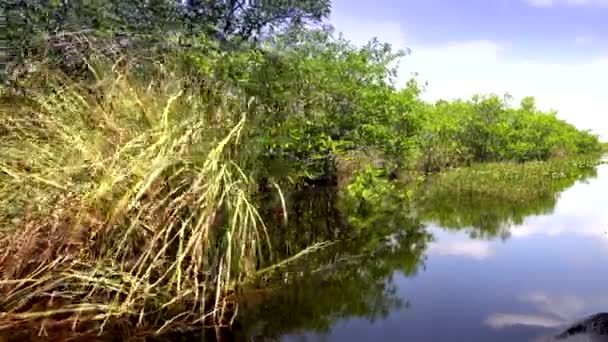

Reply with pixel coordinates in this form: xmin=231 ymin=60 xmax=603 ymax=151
xmin=486 ymin=291 xmax=608 ymax=330
xmin=330 ymin=14 xmax=608 ymax=139
xmin=511 ymin=165 xmax=608 ymax=240
xmin=566 ymin=0 xmax=608 ymax=5
xmin=485 ymin=313 xmax=563 ymax=329
xmin=521 ymin=292 xmax=586 ymax=321
xmin=428 ymin=240 xmax=493 ymax=260
xmin=402 ymin=45 xmax=608 ymax=138
xmin=510 ymin=212 xmax=607 ymax=239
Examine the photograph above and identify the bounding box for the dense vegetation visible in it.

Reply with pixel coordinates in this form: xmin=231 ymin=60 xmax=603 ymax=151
xmin=0 ymin=0 xmax=604 ymax=339
xmin=417 ymin=95 xmax=601 ymax=172
xmin=416 ymin=158 xmax=600 ymax=240
xmin=156 ymin=158 xmax=602 ymax=341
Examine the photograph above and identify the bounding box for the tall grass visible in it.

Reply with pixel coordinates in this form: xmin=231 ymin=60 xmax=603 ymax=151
xmin=421 ymin=157 xmax=602 ymax=203
xmin=0 ymin=58 xmax=272 ymax=334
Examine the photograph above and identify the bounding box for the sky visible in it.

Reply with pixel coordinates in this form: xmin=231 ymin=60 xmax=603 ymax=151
xmin=329 ymin=0 xmax=608 ymax=139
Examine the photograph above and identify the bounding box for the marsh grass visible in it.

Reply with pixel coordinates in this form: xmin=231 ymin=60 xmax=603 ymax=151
xmin=0 ymin=57 xmax=278 ymax=335
xmin=412 ymin=157 xmax=603 ymax=240
xmin=423 ymin=157 xmax=603 ymax=203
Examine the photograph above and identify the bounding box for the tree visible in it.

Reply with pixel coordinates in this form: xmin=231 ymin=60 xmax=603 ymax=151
xmin=6 ymin=0 xmax=331 ymax=42
xmin=183 ymin=0 xmax=331 ymax=40
xmin=520 ymin=96 xmax=536 ymax=112
xmin=4 ymin=0 xmax=331 ymax=86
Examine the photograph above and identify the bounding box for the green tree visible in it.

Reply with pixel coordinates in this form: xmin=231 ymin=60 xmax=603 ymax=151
xmin=520 ymin=96 xmax=536 ymax=112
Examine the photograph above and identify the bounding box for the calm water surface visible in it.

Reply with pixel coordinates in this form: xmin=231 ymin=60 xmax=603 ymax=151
xmin=266 ymin=161 xmax=608 ymax=342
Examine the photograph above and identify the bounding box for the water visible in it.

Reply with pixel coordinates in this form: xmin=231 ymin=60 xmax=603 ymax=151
xmin=2 ymin=161 xmax=602 ymax=342
xmin=228 ymin=160 xmax=608 ymax=342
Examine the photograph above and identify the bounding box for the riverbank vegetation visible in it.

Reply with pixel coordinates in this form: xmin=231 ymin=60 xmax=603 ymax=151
xmin=0 ymin=0 xmax=604 ymax=339
xmin=415 ymin=157 xmax=601 ymax=239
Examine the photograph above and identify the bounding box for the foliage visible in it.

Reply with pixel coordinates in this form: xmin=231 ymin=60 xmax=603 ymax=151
xmin=251 ymin=30 xmax=421 ymax=175
xmin=176 ymin=28 xmax=423 ymax=182
xmin=3 ymin=0 xmax=331 ymax=91
xmin=233 ymin=180 xmax=430 ymax=337
xmin=341 ymin=166 xmax=413 ymax=233
xmin=417 ymin=95 xmax=602 ymax=172
xmin=415 ymin=157 xmax=602 ymax=239
xmin=5 ymin=0 xmax=331 ymax=39
xmin=4 ymin=0 xmax=330 ymax=66
xmin=0 ymin=61 xmax=277 ymax=331
xmin=181 ymin=0 xmax=332 ymax=39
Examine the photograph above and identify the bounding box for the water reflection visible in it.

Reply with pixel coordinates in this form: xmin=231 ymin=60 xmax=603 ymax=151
xmin=236 ymin=231 xmax=428 ymax=339
xmin=428 ymin=239 xmax=493 ymax=260
xmin=486 ymin=313 xmax=563 ymax=329
xmin=486 ymin=292 xmax=608 ymax=341
xmin=407 ymin=162 xmax=608 ymax=341
xmin=237 ymin=185 xmax=432 ymax=339
xmin=168 ymin=159 xmax=607 ymax=342
xmin=416 ymin=165 xmax=598 ymax=241
xmin=485 ymin=292 xmax=588 ymax=330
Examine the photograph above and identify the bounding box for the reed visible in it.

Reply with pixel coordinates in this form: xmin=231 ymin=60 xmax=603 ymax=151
xmin=423 ymin=157 xmax=603 ymax=203
xmin=0 ymin=58 xmax=273 ymax=334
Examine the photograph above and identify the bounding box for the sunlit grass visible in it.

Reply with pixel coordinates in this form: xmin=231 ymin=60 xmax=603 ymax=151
xmin=0 ymin=58 xmax=274 ymax=333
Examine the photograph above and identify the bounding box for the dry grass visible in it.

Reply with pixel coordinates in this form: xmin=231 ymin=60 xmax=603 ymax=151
xmin=0 ymin=57 xmax=274 ymax=335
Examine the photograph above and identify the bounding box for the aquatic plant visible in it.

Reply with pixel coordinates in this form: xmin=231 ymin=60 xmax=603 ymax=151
xmin=415 ymin=157 xmax=602 ymax=239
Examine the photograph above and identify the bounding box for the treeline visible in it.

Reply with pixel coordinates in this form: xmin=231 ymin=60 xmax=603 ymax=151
xmin=3 ymin=1 xmax=601 ymax=182
xmin=417 ymin=95 xmax=601 ymax=172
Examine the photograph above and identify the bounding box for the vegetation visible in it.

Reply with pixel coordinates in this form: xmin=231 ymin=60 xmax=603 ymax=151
xmin=226 ymin=182 xmax=430 ymax=338
xmin=417 ymin=96 xmax=602 ymax=172
xmin=1 ymin=61 xmax=271 ymax=333
xmin=416 ymin=157 xmax=602 ymax=240
xmin=5 ymin=0 xmax=331 ymax=74
xmin=148 ymin=158 xmax=602 ymax=341
xmin=6 ymin=0 xmax=330 ymax=40
xmin=0 ymin=0 xmax=605 ymax=339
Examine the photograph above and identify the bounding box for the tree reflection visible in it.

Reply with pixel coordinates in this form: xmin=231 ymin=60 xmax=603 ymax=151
xmin=416 ymin=165 xmax=598 ymax=240
xmin=158 ymin=161 xmax=602 ymax=341
xmin=230 ymin=184 xmax=431 ymax=339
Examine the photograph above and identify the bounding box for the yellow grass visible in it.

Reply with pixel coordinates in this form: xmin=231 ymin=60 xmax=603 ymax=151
xmin=0 ymin=58 xmax=273 ymax=334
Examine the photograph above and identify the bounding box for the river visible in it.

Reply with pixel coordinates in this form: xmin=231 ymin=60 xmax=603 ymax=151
xmin=155 ymin=158 xmax=608 ymax=342
xmin=221 ymin=158 xmax=606 ymax=342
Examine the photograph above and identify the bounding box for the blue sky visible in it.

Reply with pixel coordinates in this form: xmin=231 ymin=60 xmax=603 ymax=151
xmin=329 ymin=0 xmax=608 ymax=138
